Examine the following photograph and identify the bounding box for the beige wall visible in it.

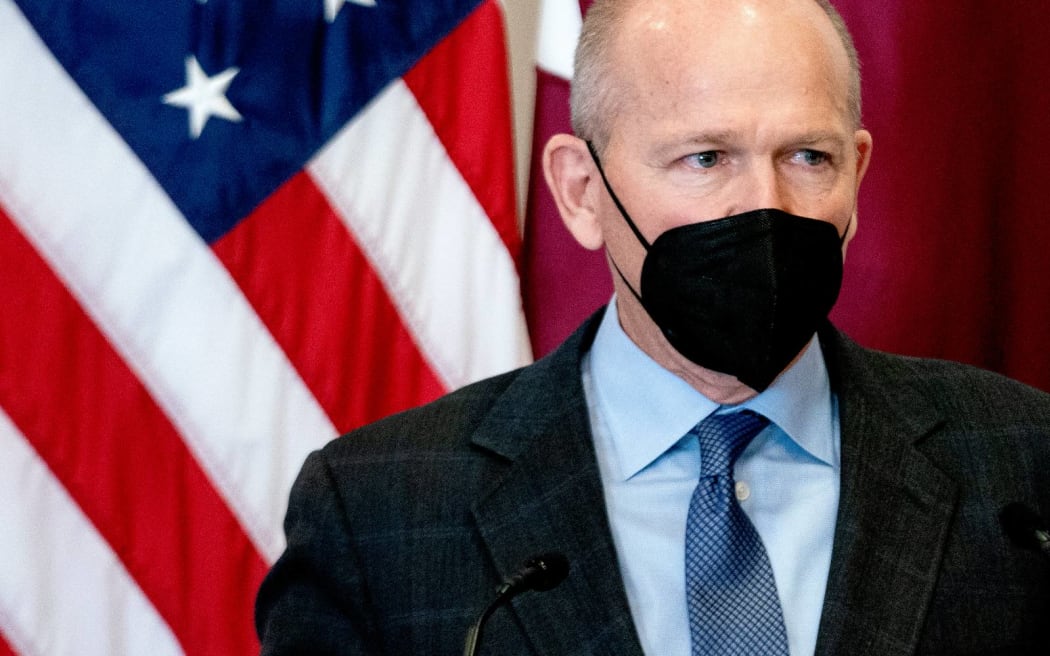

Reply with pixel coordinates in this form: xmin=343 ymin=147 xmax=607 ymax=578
xmin=501 ymin=0 xmax=543 ymax=221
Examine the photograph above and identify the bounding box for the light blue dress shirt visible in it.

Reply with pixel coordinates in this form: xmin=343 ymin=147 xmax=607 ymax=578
xmin=582 ymin=303 xmax=840 ymax=656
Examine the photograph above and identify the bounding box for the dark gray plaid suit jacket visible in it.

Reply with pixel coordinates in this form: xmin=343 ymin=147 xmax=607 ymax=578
xmin=256 ymin=309 xmax=1050 ymax=655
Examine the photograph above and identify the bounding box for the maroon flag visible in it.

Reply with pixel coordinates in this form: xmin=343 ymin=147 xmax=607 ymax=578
xmin=523 ymin=0 xmax=608 ymax=358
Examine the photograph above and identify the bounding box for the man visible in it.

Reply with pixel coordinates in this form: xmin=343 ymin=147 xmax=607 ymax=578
xmin=256 ymin=0 xmax=1050 ymax=654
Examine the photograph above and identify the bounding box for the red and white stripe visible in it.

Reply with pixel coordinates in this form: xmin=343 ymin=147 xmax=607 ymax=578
xmin=0 ymin=407 xmax=182 ymax=655
xmin=0 ymin=0 xmax=528 ymax=653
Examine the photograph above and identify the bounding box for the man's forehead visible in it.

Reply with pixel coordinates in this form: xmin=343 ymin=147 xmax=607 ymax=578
xmin=613 ymin=0 xmax=844 ymax=61
xmin=609 ymin=0 xmax=851 ymax=103
xmin=597 ymin=0 xmax=855 ymax=151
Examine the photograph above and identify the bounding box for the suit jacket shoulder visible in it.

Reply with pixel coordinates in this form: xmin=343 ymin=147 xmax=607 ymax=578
xmin=257 ymin=310 xmax=644 ymax=655
xmin=829 ymin=328 xmax=1050 ymax=424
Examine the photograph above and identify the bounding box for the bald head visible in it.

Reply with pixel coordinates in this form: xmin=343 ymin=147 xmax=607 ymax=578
xmin=571 ymin=0 xmax=862 ymax=152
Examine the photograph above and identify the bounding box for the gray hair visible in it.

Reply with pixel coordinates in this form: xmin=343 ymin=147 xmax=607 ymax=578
xmin=570 ymin=0 xmax=863 ymax=152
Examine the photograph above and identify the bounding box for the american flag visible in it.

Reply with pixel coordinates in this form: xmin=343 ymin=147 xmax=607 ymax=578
xmin=0 ymin=0 xmax=529 ymax=653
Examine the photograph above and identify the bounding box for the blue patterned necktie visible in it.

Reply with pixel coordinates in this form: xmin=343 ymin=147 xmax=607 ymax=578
xmin=685 ymin=411 xmax=789 ymax=655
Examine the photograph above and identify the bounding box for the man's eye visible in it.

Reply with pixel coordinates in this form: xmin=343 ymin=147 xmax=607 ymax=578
xmin=686 ymin=151 xmax=720 ymax=169
xmin=794 ymin=149 xmax=828 ymax=166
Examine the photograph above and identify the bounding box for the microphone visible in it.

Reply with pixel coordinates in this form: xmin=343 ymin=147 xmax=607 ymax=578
xmin=999 ymin=502 xmax=1050 ymax=561
xmin=463 ymin=552 xmax=570 ymax=656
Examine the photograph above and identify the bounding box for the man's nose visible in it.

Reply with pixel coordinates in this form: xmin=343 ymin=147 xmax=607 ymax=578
xmin=728 ymin=161 xmax=791 ymax=216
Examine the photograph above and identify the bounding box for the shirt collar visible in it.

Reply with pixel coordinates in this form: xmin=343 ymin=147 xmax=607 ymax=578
xmin=588 ymin=301 xmax=837 ymax=481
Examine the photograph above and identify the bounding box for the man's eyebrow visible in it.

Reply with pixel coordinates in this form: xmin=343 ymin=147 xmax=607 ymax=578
xmin=679 ymin=131 xmax=738 ymax=147
xmin=789 ymin=131 xmax=851 ymax=147
xmin=660 ymin=130 xmax=849 ymax=149
xmin=649 ymin=132 xmax=738 ymax=158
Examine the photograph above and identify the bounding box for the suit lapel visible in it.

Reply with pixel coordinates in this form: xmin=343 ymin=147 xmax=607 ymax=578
xmin=815 ymin=328 xmax=960 ymax=655
xmin=469 ymin=313 xmax=645 ymax=656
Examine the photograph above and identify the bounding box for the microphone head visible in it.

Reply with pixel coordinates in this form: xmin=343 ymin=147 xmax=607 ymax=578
xmin=999 ymin=502 xmax=1049 ymax=550
xmin=521 ymin=552 xmax=570 ymax=592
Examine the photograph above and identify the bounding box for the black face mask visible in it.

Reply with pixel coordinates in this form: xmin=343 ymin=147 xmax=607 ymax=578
xmin=587 ymin=142 xmax=845 ymax=391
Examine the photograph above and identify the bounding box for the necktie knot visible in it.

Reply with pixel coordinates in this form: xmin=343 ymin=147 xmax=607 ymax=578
xmin=692 ymin=410 xmax=769 ymax=478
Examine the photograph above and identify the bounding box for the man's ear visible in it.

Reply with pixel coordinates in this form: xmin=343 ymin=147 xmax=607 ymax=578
xmin=854 ymin=128 xmax=873 ymax=188
xmin=841 ymin=128 xmax=873 ymax=255
xmin=542 ymin=133 xmax=605 ymax=251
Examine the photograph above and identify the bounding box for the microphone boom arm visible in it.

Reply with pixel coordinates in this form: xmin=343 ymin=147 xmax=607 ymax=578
xmin=462 ymin=553 xmax=569 ymax=656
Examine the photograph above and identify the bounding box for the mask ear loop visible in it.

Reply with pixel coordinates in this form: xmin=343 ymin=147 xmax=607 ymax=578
xmin=584 ymin=141 xmax=650 ymax=305
xmin=839 ymin=215 xmax=853 ymax=244
xmin=586 ymin=141 xmax=653 ymax=251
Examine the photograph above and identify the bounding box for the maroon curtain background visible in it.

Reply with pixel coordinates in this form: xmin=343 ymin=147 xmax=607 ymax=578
xmin=831 ymin=2 xmax=1050 ymax=392
xmin=523 ymin=1 xmax=1050 ymax=392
